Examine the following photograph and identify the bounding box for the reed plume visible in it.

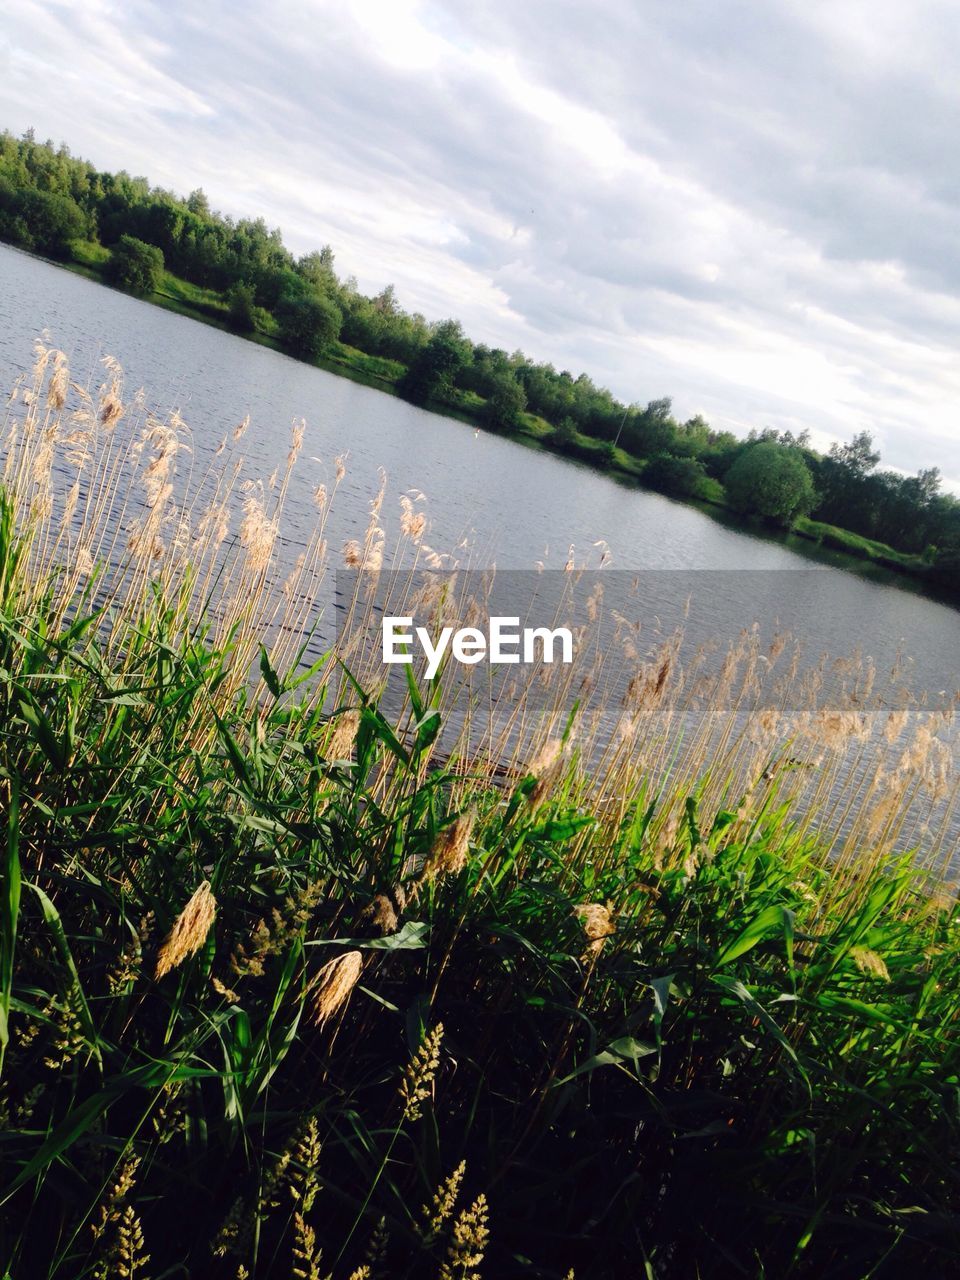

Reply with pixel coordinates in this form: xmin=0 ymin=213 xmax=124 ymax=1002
xmin=154 ymin=881 xmax=217 ymax=979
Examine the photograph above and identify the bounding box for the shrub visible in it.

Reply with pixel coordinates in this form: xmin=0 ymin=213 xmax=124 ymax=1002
xmin=276 ymin=289 xmax=342 ymax=358
xmin=643 ymin=452 xmax=712 ymax=499
xmin=106 ymin=234 xmax=165 ymax=294
xmin=725 ymin=441 xmax=818 ymax=526
xmin=225 ymin=280 xmax=259 ymax=332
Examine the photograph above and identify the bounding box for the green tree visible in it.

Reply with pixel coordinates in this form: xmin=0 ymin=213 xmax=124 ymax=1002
xmin=644 ymin=453 xmax=711 ymax=499
xmin=398 ymin=321 xmax=469 ymax=405
xmin=297 ymin=247 xmax=337 ymax=290
xmin=275 ymin=291 xmax=342 ymax=359
xmin=482 ymin=375 xmax=526 ymax=431
xmin=226 ymin=281 xmax=258 ymax=333
xmin=105 ymin=235 xmax=164 ymax=294
xmin=0 ymin=183 xmax=86 ymax=257
xmin=829 ymin=430 xmax=881 ymax=477
xmin=724 ymin=442 xmax=817 ymax=527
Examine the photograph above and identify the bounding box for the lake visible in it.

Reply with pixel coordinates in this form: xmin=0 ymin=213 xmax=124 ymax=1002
xmin=3 ymin=244 xmax=960 ymax=867
xmin=2 ymin=243 xmax=956 ymax=692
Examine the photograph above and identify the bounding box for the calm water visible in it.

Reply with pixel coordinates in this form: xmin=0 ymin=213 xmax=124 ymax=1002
xmin=1 ymin=242 xmax=957 ymax=698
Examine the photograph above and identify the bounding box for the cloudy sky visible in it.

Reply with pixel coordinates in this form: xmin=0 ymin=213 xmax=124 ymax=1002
xmin=2 ymin=0 xmax=959 ymax=487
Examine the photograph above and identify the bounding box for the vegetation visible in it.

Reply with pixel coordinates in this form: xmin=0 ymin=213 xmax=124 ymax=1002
xmin=725 ymin=441 xmax=818 ymax=527
xmin=0 ymin=127 xmax=958 ymax=599
xmin=0 ymin=347 xmax=957 ymax=1278
xmin=104 ymin=234 xmax=165 ymax=295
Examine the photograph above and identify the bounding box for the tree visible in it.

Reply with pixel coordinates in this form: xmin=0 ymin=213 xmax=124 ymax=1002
xmin=724 ymin=442 xmax=817 ymax=527
xmin=644 ymin=453 xmax=711 ymax=500
xmin=106 ymin=235 xmax=164 ymax=294
xmin=0 ymin=183 xmax=86 ymax=257
xmin=275 ymin=291 xmax=342 ymax=359
xmin=829 ymin=431 xmax=880 ymax=478
xmin=186 ymin=188 xmax=210 ymax=217
xmin=481 ymin=375 xmax=526 ymax=431
xmin=297 ymin=247 xmax=337 ymax=290
xmin=226 ymin=281 xmax=258 ymax=333
xmin=398 ymin=321 xmax=469 ymax=405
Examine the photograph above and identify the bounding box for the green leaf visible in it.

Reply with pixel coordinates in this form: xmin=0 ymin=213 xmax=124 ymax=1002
xmin=553 ymin=1036 xmax=656 ymax=1085
xmin=0 ymin=776 xmax=21 ymax=1059
xmin=813 ymin=993 xmax=902 ymax=1029
xmin=716 ymin=905 xmax=792 ymax=967
xmin=413 ymin=708 xmax=441 ymax=754
xmin=306 ymin=920 xmax=430 ymax=951
xmin=712 ymin=975 xmax=805 ymax=1081
xmin=533 ymin=814 xmax=596 ymax=842
xmin=259 ymin=643 xmax=282 ymax=698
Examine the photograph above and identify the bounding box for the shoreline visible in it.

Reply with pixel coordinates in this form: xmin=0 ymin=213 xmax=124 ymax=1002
xmin=12 ymin=241 xmax=958 ymax=611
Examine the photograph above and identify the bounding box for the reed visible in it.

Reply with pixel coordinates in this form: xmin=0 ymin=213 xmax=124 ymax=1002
xmin=0 ymin=344 xmax=957 ymax=1277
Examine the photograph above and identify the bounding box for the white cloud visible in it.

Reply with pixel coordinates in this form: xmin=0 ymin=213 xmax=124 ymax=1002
xmin=0 ymin=0 xmax=957 ymax=489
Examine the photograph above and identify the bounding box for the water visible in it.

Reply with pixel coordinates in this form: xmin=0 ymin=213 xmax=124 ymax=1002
xmin=2 ymin=242 xmax=959 ymax=860
xmin=2 ymin=242 xmax=956 ymax=694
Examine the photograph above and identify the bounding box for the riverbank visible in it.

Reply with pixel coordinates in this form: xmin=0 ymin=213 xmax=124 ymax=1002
xmin=20 ymin=239 xmax=953 ymax=606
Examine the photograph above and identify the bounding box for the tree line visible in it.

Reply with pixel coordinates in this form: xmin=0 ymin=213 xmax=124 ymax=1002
xmin=1 ymin=128 xmax=957 ymax=589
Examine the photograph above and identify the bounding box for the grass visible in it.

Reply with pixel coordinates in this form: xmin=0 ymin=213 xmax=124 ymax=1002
xmin=794 ymin=517 xmax=927 ymax=570
xmin=0 ymin=343 xmax=958 ymax=1278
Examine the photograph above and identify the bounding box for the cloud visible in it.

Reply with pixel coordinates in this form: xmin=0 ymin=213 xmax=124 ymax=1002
xmin=1 ymin=0 xmax=958 ymax=489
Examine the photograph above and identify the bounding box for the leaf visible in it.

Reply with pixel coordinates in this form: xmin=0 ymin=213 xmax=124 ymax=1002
xmin=28 ymin=882 xmax=100 ymax=1062
xmin=533 ymin=814 xmax=596 ymax=842
xmin=553 ymin=1036 xmax=656 ymax=1085
xmin=306 ymin=920 xmax=431 ymax=951
xmin=0 ymin=776 xmax=21 ymax=1056
xmin=813 ymin=993 xmax=902 ymax=1029
xmin=716 ymin=905 xmax=793 ymax=967
xmin=649 ymin=975 xmax=674 ymax=1030
xmin=259 ymin=644 xmax=282 ymax=698
xmin=711 ymin=809 xmax=737 ymax=836
xmin=712 ymin=975 xmax=806 ymax=1082
xmin=413 ymin=708 xmax=441 ymax=754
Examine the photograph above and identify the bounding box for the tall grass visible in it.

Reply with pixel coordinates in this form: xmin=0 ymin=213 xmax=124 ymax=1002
xmin=0 ymin=343 xmax=958 ymax=1278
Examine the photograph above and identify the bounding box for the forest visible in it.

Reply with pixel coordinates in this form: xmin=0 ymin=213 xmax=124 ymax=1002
xmin=1 ymin=128 xmax=958 ymax=593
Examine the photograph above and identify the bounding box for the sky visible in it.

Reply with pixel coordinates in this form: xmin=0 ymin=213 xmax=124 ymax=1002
xmin=1 ymin=0 xmax=959 ymax=489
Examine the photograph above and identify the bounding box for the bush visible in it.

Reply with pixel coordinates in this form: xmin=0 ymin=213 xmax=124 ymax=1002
xmin=276 ymin=290 xmax=342 ymax=359
xmin=106 ymin=234 xmax=165 ymax=294
xmin=643 ymin=452 xmax=711 ymax=499
xmin=481 ymin=376 xmax=526 ymax=431
xmin=225 ymin=280 xmax=259 ymax=333
xmin=0 ymin=182 xmax=86 ymax=257
xmin=725 ymin=441 xmax=818 ymax=527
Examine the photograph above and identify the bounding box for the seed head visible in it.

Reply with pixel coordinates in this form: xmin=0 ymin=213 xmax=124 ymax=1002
xmin=400 ymin=1023 xmax=444 ymax=1121
xmin=423 ymin=806 xmax=477 ymax=880
xmin=419 ymin=1160 xmax=466 ymax=1242
xmin=851 ymin=947 xmax=890 ymax=982
xmin=439 ymin=1194 xmax=489 ymax=1280
xmin=309 ymin=950 xmax=363 ymax=1025
xmin=155 ymin=881 xmax=217 ymax=979
xmin=326 ymin=708 xmax=361 ymax=761
xmin=362 ymin=893 xmax=399 ymax=936
xmin=574 ymin=902 xmax=616 ymax=954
